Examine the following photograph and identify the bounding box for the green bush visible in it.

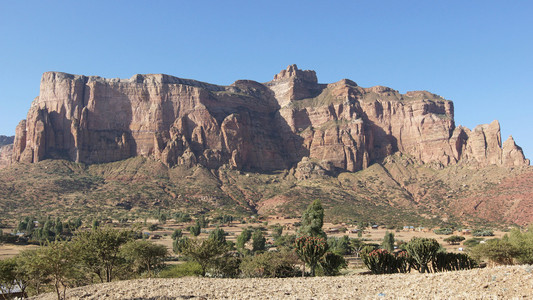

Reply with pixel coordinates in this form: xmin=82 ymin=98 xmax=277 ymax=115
xmin=505 ymin=226 xmax=533 ymax=264
xmin=463 ymin=238 xmax=484 ymax=248
xmin=240 ymin=251 xmax=299 ymax=278
xmin=319 ymin=251 xmax=347 ymax=276
xmin=470 ymin=239 xmax=519 ymax=265
xmin=361 ymin=248 xmax=409 ymax=274
xmin=158 ymin=261 xmax=203 ymax=278
xmin=432 ymin=252 xmax=477 ymax=272
xmin=472 ymin=229 xmax=494 ymax=237
xmin=433 ymin=228 xmax=453 ymax=235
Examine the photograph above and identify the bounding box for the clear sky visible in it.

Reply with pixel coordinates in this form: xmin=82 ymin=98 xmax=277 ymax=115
xmin=1 ymin=1 xmax=531 ymax=160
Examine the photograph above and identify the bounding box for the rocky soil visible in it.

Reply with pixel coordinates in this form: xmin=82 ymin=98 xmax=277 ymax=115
xmin=33 ymin=265 xmax=533 ymax=299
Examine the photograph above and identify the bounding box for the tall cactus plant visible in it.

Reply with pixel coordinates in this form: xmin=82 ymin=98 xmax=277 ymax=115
xmin=294 ymin=235 xmax=328 ymax=276
xmin=405 ymin=237 xmax=440 ymax=273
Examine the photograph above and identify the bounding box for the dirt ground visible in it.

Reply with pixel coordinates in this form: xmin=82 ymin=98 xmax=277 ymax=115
xmin=32 ymin=264 xmax=533 ymax=299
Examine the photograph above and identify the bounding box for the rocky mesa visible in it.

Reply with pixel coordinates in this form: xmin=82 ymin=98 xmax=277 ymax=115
xmin=8 ymin=65 xmax=528 ymax=173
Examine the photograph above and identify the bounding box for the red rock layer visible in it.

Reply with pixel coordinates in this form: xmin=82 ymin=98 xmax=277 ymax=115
xmin=11 ymin=65 xmax=529 ymax=171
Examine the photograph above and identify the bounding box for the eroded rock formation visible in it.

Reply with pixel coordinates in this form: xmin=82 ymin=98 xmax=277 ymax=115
xmin=10 ymin=65 xmax=529 ymax=171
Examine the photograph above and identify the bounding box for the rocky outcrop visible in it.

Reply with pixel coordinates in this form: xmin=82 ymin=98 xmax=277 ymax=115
xmin=0 ymin=135 xmax=14 ymax=147
xmin=11 ymin=65 xmax=529 ymax=171
xmin=0 ymin=135 xmax=14 ymax=169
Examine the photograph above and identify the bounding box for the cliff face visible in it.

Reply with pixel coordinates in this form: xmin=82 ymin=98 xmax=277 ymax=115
xmin=11 ymin=65 xmax=529 ymax=171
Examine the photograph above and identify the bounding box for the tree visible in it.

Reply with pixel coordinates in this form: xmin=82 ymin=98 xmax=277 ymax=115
xmin=178 ymin=238 xmax=227 ymax=276
xmin=208 ymin=227 xmax=226 ymax=246
xmin=121 ymin=240 xmax=168 ymax=277
xmin=294 ymin=236 xmax=328 ymax=276
xmin=39 ymin=241 xmax=80 ymax=300
xmin=405 ymin=237 xmax=440 ymax=273
xmin=188 ymin=222 xmax=201 ymax=237
xmin=54 ymin=217 xmax=63 ymax=236
xmin=382 ymin=231 xmax=395 ymax=252
xmin=271 ymin=224 xmax=283 ymax=241
xmin=71 ymin=227 xmax=131 ymax=282
xmin=505 ymin=225 xmax=533 ymax=264
xmin=444 ymin=235 xmax=466 ymax=245
xmin=0 ymin=258 xmax=18 ymax=299
xmin=299 ymin=200 xmax=326 ymax=238
xmin=328 ymin=236 xmax=352 ymax=255
xmin=240 ymin=250 xmax=299 ymax=278
xmin=236 ymin=228 xmax=252 ymax=250
xmin=470 ymin=239 xmax=519 ymax=265
xmin=16 ymin=249 xmax=49 ymax=295
xmin=171 ymin=229 xmax=183 ymax=240
xmin=252 ymin=229 xmax=266 ymax=253
xmin=197 ymin=216 xmax=209 ymax=228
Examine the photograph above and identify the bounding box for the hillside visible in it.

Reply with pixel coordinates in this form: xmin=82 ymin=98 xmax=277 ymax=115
xmin=31 ymin=265 xmax=533 ymax=299
xmin=0 ymin=154 xmax=531 ymax=226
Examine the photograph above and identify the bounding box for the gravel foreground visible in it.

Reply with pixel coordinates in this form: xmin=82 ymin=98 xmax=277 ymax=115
xmin=33 ymin=265 xmax=533 ymax=300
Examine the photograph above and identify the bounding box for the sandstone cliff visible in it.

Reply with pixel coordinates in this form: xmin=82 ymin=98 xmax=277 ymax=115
xmin=11 ymin=65 xmax=529 ymax=171
xmin=0 ymin=135 xmax=14 ymax=168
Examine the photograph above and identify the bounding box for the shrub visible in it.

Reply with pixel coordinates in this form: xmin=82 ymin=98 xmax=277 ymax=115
xmin=171 ymin=229 xmax=183 ymax=240
xmin=463 ymin=238 xmax=484 ymax=248
xmin=158 ymin=261 xmax=203 ymax=278
xmin=240 ymin=251 xmax=299 ymax=278
xmin=473 ymin=229 xmax=494 ymax=237
xmin=505 ymin=226 xmax=533 ymax=264
xmin=148 ymin=224 xmax=159 ymax=231
xmin=319 ymin=251 xmax=347 ymax=276
xmin=470 ymin=239 xmax=519 ymax=265
xmin=361 ymin=249 xmax=397 ymax=274
xmin=432 ymin=252 xmax=477 ymax=272
xmin=434 ymin=228 xmax=453 ymax=235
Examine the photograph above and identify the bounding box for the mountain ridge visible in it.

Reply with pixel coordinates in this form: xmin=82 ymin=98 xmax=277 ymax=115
xmin=0 ymin=65 xmax=531 ymax=226
xmin=7 ymin=65 xmax=529 ymax=172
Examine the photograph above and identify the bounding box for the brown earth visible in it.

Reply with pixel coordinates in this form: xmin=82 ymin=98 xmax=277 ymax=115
xmin=31 ymin=265 xmax=533 ymax=299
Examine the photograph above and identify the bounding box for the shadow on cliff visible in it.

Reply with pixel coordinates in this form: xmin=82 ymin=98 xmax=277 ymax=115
xmin=43 ymin=87 xmax=138 ymax=164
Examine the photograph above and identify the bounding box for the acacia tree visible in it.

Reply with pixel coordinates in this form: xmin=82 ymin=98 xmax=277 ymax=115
xmin=71 ymin=227 xmax=131 ymax=282
xmin=178 ymin=238 xmax=227 ymax=276
xmin=39 ymin=241 xmax=80 ymax=300
xmin=0 ymin=258 xmax=18 ymax=300
xmin=121 ymin=240 xmax=168 ymax=277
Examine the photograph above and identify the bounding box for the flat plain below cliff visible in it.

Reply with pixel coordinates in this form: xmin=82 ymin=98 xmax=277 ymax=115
xmin=31 ymin=265 xmax=533 ymax=299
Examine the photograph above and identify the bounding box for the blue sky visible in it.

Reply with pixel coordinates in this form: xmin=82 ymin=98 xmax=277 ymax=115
xmin=1 ymin=1 xmax=531 ymax=159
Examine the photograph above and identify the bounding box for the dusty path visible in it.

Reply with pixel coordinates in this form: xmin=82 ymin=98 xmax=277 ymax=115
xmin=33 ymin=265 xmax=533 ymax=299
